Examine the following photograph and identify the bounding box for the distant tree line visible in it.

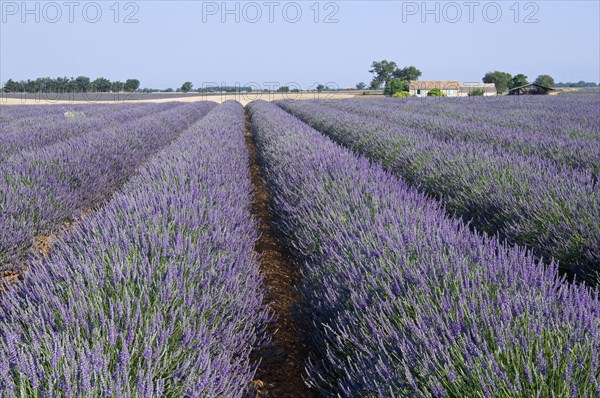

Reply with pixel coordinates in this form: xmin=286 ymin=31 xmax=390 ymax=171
xmin=182 ymin=84 xmax=334 ymax=93
xmin=197 ymin=85 xmax=256 ymax=93
xmin=554 ymin=81 xmax=598 ymax=88
xmin=2 ymin=76 xmax=140 ymax=93
xmin=481 ymin=72 xmax=589 ymax=94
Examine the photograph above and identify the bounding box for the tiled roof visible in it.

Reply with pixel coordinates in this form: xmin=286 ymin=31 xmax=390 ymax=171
xmin=460 ymin=83 xmax=496 ymax=88
xmin=409 ymin=80 xmax=461 ymax=90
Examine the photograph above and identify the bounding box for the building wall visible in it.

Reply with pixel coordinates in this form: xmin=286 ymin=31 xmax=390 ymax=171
xmin=457 ymin=90 xmax=496 ymax=97
xmin=412 ymin=89 xmax=461 ymax=97
xmin=411 ymin=85 xmax=496 ymax=97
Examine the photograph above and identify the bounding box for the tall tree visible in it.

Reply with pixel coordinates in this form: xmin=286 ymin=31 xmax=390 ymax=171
xmin=3 ymin=79 xmax=18 ymax=92
xmin=180 ymin=81 xmax=193 ymax=93
xmin=110 ymin=80 xmax=125 ymax=93
xmin=482 ymin=71 xmax=512 ymax=93
xmin=384 ymin=79 xmax=409 ymax=97
xmin=124 ymin=79 xmax=140 ymax=92
xmin=111 ymin=81 xmax=125 ymax=92
xmin=74 ymin=76 xmax=91 ymax=92
xmin=356 ymin=82 xmax=366 ymax=90
xmin=534 ymin=74 xmax=555 ymax=87
xmin=92 ymin=77 xmax=112 ymax=92
xmin=393 ymin=66 xmax=422 ymax=81
xmin=510 ymin=74 xmax=529 ymax=89
xmin=369 ymin=60 xmax=398 ymax=89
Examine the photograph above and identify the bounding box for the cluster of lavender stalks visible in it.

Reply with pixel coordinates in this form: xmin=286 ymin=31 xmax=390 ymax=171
xmin=0 ymin=96 xmax=597 ymax=397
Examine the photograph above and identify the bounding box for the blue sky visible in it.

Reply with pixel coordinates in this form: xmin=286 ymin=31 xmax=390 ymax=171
xmin=1 ymin=1 xmax=599 ymax=89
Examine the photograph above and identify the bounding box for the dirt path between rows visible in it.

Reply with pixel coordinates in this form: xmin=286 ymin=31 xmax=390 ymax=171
xmin=245 ymin=112 xmax=319 ymax=398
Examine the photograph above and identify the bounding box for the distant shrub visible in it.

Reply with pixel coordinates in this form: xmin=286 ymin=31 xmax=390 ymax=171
xmin=384 ymin=79 xmax=409 ymax=96
xmin=392 ymin=91 xmax=410 ymax=98
xmin=468 ymin=88 xmax=485 ymax=96
xmin=427 ymin=88 xmax=445 ymax=97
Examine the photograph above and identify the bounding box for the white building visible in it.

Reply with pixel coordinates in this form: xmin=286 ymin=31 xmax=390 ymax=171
xmin=459 ymin=82 xmax=497 ymax=96
xmin=409 ymin=81 xmax=496 ymax=97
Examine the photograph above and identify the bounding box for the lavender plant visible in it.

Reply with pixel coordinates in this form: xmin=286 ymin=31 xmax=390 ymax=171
xmin=372 ymin=94 xmax=600 ymax=141
xmin=0 ymin=101 xmax=269 ymax=396
xmin=325 ymin=98 xmax=600 ymax=176
xmin=0 ymin=103 xmax=141 ymax=135
xmin=0 ymin=102 xmax=216 ymax=273
xmin=0 ymin=103 xmax=182 ymax=161
xmin=0 ymin=104 xmax=98 ymax=129
xmin=277 ymin=99 xmax=600 ymax=285
xmin=248 ymin=100 xmax=600 ymax=397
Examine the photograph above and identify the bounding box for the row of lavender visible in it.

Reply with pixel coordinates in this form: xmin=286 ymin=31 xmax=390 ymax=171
xmin=0 ymin=102 xmax=215 ymax=273
xmin=1 ymin=103 xmax=137 ymax=134
xmin=325 ymin=98 xmax=600 ymax=176
xmin=0 ymin=101 xmax=269 ymax=396
xmin=248 ymin=100 xmax=600 ymax=397
xmin=383 ymin=94 xmax=600 ymax=140
xmin=0 ymin=103 xmax=181 ymax=162
xmin=277 ymin=99 xmax=600 ymax=285
xmin=0 ymin=104 xmax=100 ymax=127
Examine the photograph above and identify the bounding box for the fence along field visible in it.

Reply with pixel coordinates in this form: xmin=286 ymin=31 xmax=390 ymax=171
xmin=0 ymin=94 xmax=598 ymax=397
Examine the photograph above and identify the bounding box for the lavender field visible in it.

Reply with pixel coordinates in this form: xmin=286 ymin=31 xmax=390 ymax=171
xmin=0 ymin=95 xmax=599 ymax=397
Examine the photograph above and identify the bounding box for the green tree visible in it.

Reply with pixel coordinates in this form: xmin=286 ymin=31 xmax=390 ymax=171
xmin=180 ymin=81 xmax=193 ymax=93
xmin=316 ymin=84 xmax=325 ymax=92
xmin=3 ymin=79 xmax=19 ymax=92
xmin=277 ymin=86 xmax=290 ymax=92
xmin=369 ymin=60 xmax=398 ymax=89
xmin=384 ymin=79 xmax=409 ymax=97
xmin=111 ymin=81 xmax=125 ymax=92
xmin=24 ymin=80 xmax=36 ymax=92
xmin=92 ymin=77 xmax=112 ymax=92
xmin=482 ymin=71 xmax=512 ymax=94
xmin=534 ymin=74 xmax=555 ymax=87
xmin=124 ymin=79 xmax=140 ymax=92
xmin=510 ymin=74 xmax=529 ymax=89
xmin=74 ymin=76 xmax=91 ymax=92
xmin=356 ymin=82 xmax=366 ymax=90
xmin=427 ymin=88 xmax=445 ymax=97
xmin=393 ymin=66 xmax=422 ymax=81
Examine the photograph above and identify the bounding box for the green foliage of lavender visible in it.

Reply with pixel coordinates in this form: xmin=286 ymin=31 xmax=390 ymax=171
xmin=249 ymin=100 xmax=600 ymax=397
xmin=0 ymin=101 xmax=269 ymax=396
xmin=276 ymin=98 xmax=600 ymax=285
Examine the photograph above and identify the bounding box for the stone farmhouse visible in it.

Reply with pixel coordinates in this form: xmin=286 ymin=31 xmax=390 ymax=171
xmin=409 ymin=81 xmax=497 ymax=97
